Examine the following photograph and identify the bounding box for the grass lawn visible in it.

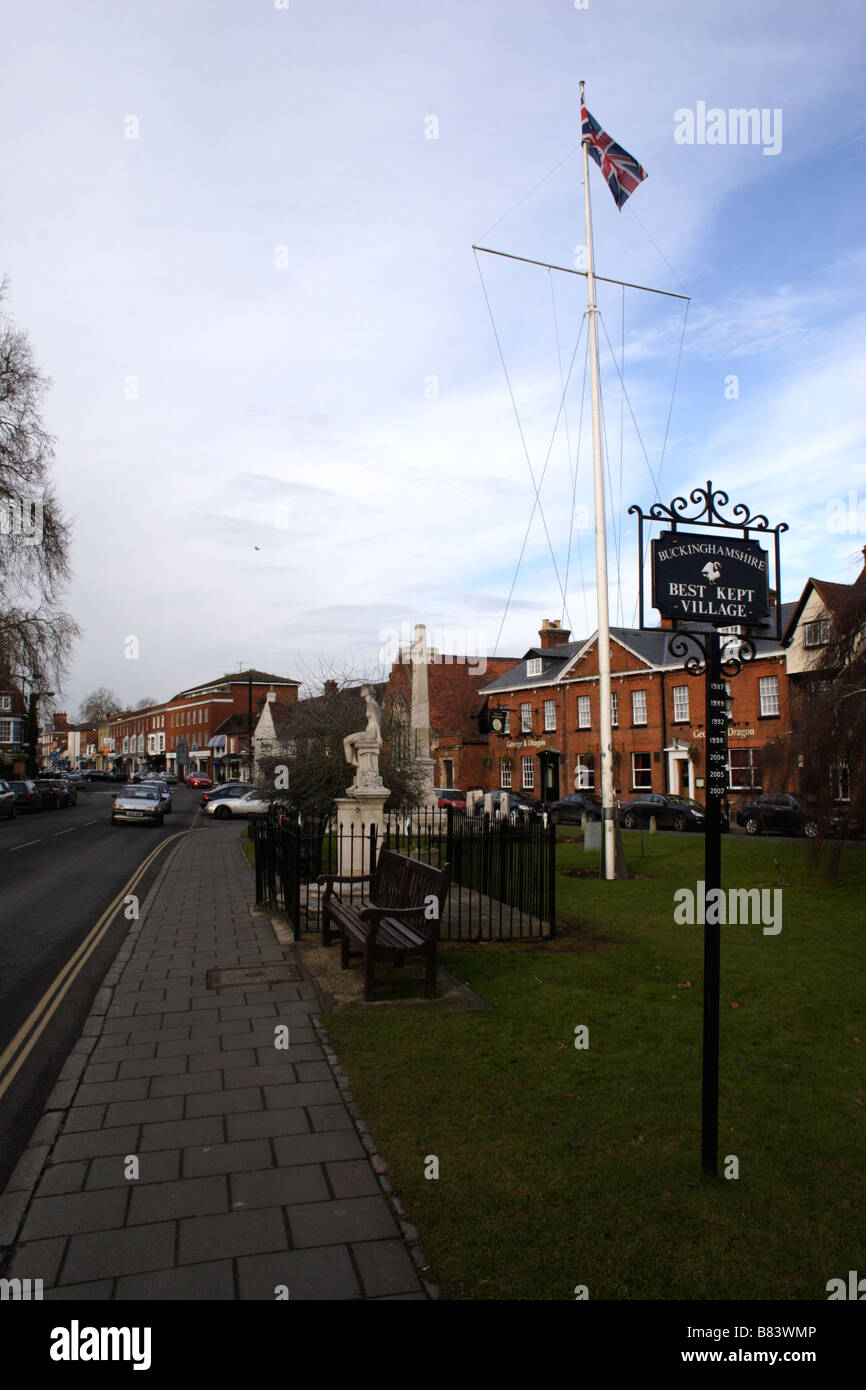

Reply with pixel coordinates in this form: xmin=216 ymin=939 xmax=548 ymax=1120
xmin=323 ymin=830 xmax=866 ymax=1300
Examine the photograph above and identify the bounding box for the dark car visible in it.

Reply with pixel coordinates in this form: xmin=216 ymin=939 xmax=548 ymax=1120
xmin=55 ymin=777 xmax=77 ymax=806
xmin=9 ymin=779 xmax=44 ymax=813
xmin=735 ymin=793 xmax=822 ymax=838
xmin=619 ymin=792 xmax=706 ymax=832
xmin=547 ymin=792 xmax=603 ymax=826
xmin=475 ymin=789 xmax=545 ymax=822
xmin=200 ymin=781 xmax=254 ymax=807
xmin=36 ymin=778 xmax=68 ymax=809
xmin=0 ymin=780 xmax=16 ymax=819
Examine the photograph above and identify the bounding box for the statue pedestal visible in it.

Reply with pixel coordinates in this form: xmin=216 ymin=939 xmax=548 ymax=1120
xmin=334 ymin=790 xmax=389 ymax=882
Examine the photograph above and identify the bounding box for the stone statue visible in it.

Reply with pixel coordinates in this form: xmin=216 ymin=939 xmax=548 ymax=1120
xmin=343 ymin=685 xmax=385 ymax=793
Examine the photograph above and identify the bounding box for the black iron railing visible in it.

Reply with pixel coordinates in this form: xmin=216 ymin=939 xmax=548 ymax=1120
xmin=252 ymin=804 xmax=555 ymax=940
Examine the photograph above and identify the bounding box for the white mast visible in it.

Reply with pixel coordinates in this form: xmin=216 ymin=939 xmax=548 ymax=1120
xmin=580 ymin=78 xmax=616 ymax=880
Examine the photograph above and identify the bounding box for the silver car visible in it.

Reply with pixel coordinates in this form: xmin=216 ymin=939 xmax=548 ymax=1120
xmin=112 ymin=785 xmax=164 ymax=826
xmin=140 ymin=779 xmax=172 ymax=813
xmin=203 ymin=790 xmax=269 ymax=819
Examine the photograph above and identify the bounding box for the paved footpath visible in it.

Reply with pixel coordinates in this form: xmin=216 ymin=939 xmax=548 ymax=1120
xmin=0 ymin=824 xmax=428 ymax=1300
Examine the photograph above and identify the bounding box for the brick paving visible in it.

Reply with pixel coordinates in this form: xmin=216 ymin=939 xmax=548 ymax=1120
xmin=0 ymin=824 xmax=429 ymax=1300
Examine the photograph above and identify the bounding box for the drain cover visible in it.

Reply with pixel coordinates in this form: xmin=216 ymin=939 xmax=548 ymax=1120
xmin=207 ymin=964 xmax=300 ymax=990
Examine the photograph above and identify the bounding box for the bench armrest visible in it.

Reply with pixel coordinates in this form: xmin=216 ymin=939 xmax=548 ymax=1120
xmin=317 ymin=872 xmax=374 ymax=905
xmin=316 ymin=873 xmax=374 ymax=887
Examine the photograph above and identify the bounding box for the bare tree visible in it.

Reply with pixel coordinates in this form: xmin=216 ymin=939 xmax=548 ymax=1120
xmin=134 ymin=696 xmax=158 ymax=711
xmin=78 ymin=687 xmax=122 ymax=726
xmin=762 ymin=580 xmax=866 ymax=832
xmin=0 ymin=278 xmax=78 ymax=684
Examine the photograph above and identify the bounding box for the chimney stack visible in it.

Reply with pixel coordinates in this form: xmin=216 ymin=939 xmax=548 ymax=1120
xmin=323 ymin=679 xmax=338 ymax=697
xmin=538 ymin=618 xmax=571 ymax=650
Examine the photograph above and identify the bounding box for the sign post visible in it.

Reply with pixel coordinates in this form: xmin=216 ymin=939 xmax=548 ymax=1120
xmin=629 ymin=482 xmax=787 ymax=1174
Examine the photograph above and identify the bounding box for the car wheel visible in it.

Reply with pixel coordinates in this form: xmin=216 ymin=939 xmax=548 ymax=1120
xmin=215 ymin=804 xmax=232 ymax=820
xmin=803 ymin=819 xmax=820 ymax=839
xmin=745 ymin=817 xmax=761 ymax=836
xmin=622 ymin=811 xmax=637 ymax=829
xmin=673 ymin=813 xmax=687 ymax=832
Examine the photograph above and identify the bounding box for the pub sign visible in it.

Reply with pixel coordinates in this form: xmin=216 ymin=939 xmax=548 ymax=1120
xmin=651 ymin=529 xmax=770 ymax=625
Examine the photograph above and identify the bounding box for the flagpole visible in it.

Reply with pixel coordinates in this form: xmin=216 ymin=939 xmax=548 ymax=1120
xmin=580 ymin=79 xmax=616 ymax=881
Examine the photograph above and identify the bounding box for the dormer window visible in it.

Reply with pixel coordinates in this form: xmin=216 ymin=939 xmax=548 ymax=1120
xmin=526 ymin=658 xmax=543 ymax=678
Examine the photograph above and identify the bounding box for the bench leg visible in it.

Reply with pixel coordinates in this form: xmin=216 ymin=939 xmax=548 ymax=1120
xmin=340 ymin=930 xmax=350 ymax=970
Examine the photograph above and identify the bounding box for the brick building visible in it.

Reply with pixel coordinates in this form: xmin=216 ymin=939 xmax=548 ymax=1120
xmin=383 ymin=644 xmax=518 ymax=793
xmin=479 ymin=612 xmax=794 ymax=813
xmin=101 ymin=669 xmax=300 ymax=779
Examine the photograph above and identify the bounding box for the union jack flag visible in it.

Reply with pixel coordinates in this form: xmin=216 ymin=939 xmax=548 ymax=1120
xmin=581 ymin=104 xmax=647 ymax=209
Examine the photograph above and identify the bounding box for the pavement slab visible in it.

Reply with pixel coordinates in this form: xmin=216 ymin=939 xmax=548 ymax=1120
xmin=0 ymin=823 xmax=426 ymax=1299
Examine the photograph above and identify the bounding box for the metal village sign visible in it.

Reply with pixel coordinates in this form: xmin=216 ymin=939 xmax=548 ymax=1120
xmin=629 ymin=482 xmax=787 ymax=1174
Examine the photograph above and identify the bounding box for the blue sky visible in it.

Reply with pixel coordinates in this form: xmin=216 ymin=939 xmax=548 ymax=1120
xmin=2 ymin=0 xmax=865 ymax=713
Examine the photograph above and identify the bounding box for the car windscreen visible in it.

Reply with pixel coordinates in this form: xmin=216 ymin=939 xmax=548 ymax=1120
xmin=120 ymin=788 xmax=159 ymax=800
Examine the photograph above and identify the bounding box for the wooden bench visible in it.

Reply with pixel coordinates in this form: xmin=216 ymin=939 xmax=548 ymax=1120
xmin=317 ymin=848 xmax=452 ymax=1002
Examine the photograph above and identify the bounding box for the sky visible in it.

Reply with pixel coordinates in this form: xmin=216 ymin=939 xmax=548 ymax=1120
xmin=2 ymin=0 xmax=865 ymax=716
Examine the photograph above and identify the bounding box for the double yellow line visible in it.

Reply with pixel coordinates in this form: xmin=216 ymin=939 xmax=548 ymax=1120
xmin=0 ymin=832 xmax=186 ymax=1102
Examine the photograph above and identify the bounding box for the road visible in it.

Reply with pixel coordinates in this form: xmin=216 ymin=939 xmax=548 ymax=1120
xmin=0 ymin=782 xmax=214 ymax=1192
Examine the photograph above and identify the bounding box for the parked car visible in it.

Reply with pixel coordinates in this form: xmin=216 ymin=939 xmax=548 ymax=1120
xmin=474 ymin=789 xmax=545 ymax=822
xmin=36 ymin=778 xmax=67 ymax=809
xmin=9 ymin=779 xmax=44 ymax=813
xmin=185 ymin=772 xmax=213 ymax=789
xmin=619 ymin=793 xmax=706 ymax=832
xmin=735 ymin=793 xmax=822 ymax=838
xmin=67 ymin=772 xmax=87 ymax=789
xmin=200 ymin=781 xmax=254 ymax=807
xmin=0 ymin=780 xmax=16 ymax=819
xmin=111 ymin=785 xmax=164 ymax=826
xmin=140 ymin=779 xmax=172 ymax=813
xmin=158 ymin=771 xmax=179 ymax=785
xmin=547 ymin=792 xmax=603 ymax=826
xmin=55 ymin=777 xmax=77 ymax=806
xmin=203 ymin=790 xmax=269 ymax=819
xmin=435 ymin=788 xmax=467 ymax=811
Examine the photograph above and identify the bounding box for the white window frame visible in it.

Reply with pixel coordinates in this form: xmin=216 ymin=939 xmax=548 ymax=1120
xmin=672 ymin=685 xmax=689 ymax=723
xmin=0 ymin=719 xmax=13 ymax=742
xmin=520 ymin=702 xmax=532 ymax=733
xmin=631 ymin=752 xmax=652 ymax=790
xmin=577 ymin=695 xmax=591 ymax=729
xmin=526 ymin=658 xmax=543 ymax=678
xmin=521 ymin=755 xmax=534 ymax=790
xmin=610 ymin=691 xmax=618 ymax=727
xmin=759 ymin=676 xmax=779 ymax=717
xmin=544 ymin=699 xmax=556 ymax=732
xmin=804 ymin=618 xmax=830 ymax=648
xmin=0 ymin=695 xmax=11 ymax=711
xmin=632 ymin=690 xmax=647 ymax=726
xmin=500 ymin=758 xmax=512 ymax=788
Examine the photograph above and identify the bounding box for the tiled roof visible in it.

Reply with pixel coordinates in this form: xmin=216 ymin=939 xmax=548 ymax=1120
xmin=481 ymin=608 xmax=796 ymax=692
